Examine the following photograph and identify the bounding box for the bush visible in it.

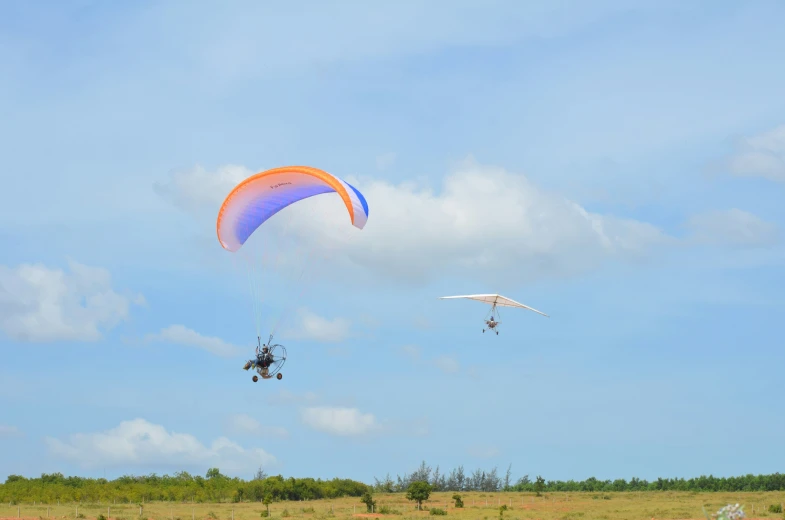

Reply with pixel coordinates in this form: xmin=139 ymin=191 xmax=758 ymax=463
xmin=98 ymin=515 xmax=107 ymax=520
xmin=429 ymin=508 xmax=447 ymax=516
xmin=281 ymin=510 xmax=290 ymax=518
xmin=379 ymin=506 xmax=401 ymax=515
xmin=360 ymin=491 xmax=376 ymax=513
xmin=260 ymin=512 xmax=269 ymax=518
xmin=452 ymin=495 xmax=463 ymax=508
xmin=301 ymin=507 xmax=315 ymax=514
xmin=768 ymin=504 xmax=782 ymax=513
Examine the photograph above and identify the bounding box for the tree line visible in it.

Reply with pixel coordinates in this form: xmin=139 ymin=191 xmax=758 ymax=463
xmin=372 ymin=461 xmax=785 ymax=493
xmin=3 ymin=463 xmax=785 ymax=505
xmin=0 ymin=468 xmax=367 ymax=504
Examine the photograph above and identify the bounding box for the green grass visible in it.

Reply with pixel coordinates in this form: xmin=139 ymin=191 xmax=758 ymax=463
xmin=4 ymin=492 xmax=785 ymax=520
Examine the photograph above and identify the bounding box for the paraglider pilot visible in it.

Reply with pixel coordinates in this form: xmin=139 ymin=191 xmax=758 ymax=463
xmin=243 ymin=345 xmax=274 ymax=371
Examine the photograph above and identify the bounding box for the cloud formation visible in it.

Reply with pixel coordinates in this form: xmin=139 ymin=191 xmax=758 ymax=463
xmin=300 ymin=406 xmax=379 ymax=436
xmin=686 ymin=209 xmax=780 ymax=248
xmin=145 ymin=325 xmax=244 ymax=358
xmin=0 ymin=261 xmax=144 ymax=342
xmin=226 ymin=414 xmax=288 ymax=439
xmin=45 ymin=418 xmax=275 ymax=474
xmin=724 ymin=125 xmax=785 ymax=182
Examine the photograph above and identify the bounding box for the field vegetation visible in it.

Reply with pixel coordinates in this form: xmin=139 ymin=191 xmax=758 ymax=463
xmin=2 ymin=464 xmax=785 ymax=520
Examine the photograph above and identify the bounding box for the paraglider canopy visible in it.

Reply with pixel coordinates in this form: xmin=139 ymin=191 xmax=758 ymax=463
xmin=216 ymin=165 xmax=369 ymax=252
xmin=439 ymin=293 xmax=549 ymax=317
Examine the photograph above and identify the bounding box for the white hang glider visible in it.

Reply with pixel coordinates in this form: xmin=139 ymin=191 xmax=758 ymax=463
xmin=439 ymin=294 xmax=548 ymax=335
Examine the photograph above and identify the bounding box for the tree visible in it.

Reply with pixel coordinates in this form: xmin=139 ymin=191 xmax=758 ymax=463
xmin=455 ymin=466 xmax=465 ymax=491
xmin=431 ymin=466 xmax=442 ymax=491
xmin=373 ymin=474 xmax=394 ymax=493
xmin=534 ymin=476 xmax=545 ymax=497
xmin=411 ymin=462 xmax=432 ymax=484
xmin=503 ymin=465 xmax=512 ymax=491
xmin=206 ymin=468 xmax=221 ymax=480
xmin=253 ymin=466 xmax=268 ymax=481
xmin=452 ymin=494 xmax=464 ymax=508
xmin=360 ymin=491 xmax=376 ymax=513
xmin=262 ymin=494 xmax=272 ymax=515
xmin=406 ymin=481 xmax=432 ymax=510
xmin=515 ymin=475 xmax=530 ymax=489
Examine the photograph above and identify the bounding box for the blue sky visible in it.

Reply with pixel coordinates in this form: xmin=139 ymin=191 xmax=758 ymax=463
xmin=2 ymin=0 xmax=785 ymax=484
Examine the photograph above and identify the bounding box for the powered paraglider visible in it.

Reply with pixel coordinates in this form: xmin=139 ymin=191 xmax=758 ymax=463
xmin=217 ymin=166 xmax=369 ymax=381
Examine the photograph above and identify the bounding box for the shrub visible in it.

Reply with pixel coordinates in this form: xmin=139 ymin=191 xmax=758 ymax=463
xmin=260 ymin=512 xmax=269 ymax=518
xmin=360 ymin=491 xmax=376 ymax=513
xmin=429 ymin=508 xmax=447 ymax=516
xmin=452 ymin=495 xmax=463 ymax=508
xmin=301 ymin=507 xmax=315 ymax=514
xmin=379 ymin=506 xmax=401 ymax=515
xmin=281 ymin=510 xmax=290 ymax=518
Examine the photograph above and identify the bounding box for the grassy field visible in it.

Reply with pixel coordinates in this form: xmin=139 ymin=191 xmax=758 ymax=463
xmin=4 ymin=492 xmax=785 ymax=520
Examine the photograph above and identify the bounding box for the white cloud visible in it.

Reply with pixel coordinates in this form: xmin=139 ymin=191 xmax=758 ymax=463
xmin=226 ymin=414 xmax=288 ymax=439
xmin=0 ymin=425 xmax=22 ymax=438
xmin=300 ymin=406 xmax=379 ymax=436
xmin=284 ymin=157 xmax=669 ymax=283
xmin=0 ymin=261 xmax=144 ymax=342
xmin=145 ymin=325 xmax=244 ymax=358
xmin=45 ymin=418 xmax=275 ymax=474
xmin=686 ymin=209 xmax=780 ymax=247
xmin=155 ymin=158 xmax=668 ymax=284
xmin=284 ymin=308 xmax=351 ymax=343
xmin=724 ymin=125 xmax=785 ymax=182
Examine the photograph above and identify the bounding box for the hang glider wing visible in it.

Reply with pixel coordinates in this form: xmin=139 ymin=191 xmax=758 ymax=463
xmin=439 ymin=293 xmax=549 ymax=317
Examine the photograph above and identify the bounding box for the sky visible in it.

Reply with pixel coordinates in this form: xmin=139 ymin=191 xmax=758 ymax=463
xmin=2 ymin=0 xmax=785 ymax=485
